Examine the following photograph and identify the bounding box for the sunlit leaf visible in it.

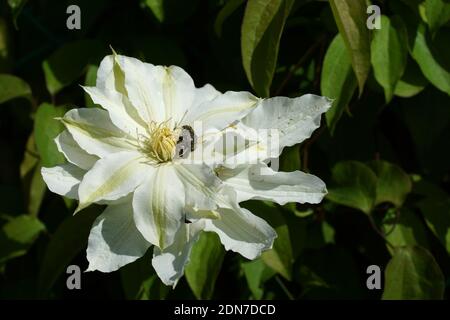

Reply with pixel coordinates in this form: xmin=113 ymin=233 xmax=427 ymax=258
xmin=425 ymin=0 xmax=450 ymax=35
xmin=241 ymin=0 xmax=294 ymax=97
xmin=371 ymin=16 xmax=408 ymax=102
xmin=327 ymin=161 xmax=377 ymax=214
xmin=0 ymin=74 xmax=31 ymax=104
xmin=410 ymin=23 xmax=450 ymax=95
xmin=242 ymin=258 xmax=275 ymax=299
xmin=185 ymin=232 xmax=225 ymax=299
xmin=394 ymin=58 xmax=429 ymax=98
xmin=384 ymin=208 xmax=429 ymax=252
xmin=368 ymin=160 xmax=412 ymax=208
xmin=0 ymin=215 xmax=45 ymax=264
xmin=329 ymin=0 xmax=371 ymax=94
xmin=34 ymin=103 xmax=67 ymax=168
xmin=382 ymin=246 xmax=445 ymax=300
xmin=321 ymin=34 xmax=357 ymax=134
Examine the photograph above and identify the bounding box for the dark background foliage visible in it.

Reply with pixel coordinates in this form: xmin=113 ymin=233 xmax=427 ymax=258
xmin=0 ymin=0 xmax=449 ymax=299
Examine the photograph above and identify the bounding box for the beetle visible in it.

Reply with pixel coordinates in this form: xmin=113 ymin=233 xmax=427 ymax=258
xmin=175 ymin=125 xmax=196 ymax=158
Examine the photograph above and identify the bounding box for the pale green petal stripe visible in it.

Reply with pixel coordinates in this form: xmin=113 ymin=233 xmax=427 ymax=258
xmin=77 ymin=152 xmax=147 ymax=212
xmin=61 ymin=108 xmax=138 ymax=157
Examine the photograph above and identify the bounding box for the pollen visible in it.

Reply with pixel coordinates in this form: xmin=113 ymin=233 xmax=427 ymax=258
xmin=140 ymin=121 xmax=179 ymax=163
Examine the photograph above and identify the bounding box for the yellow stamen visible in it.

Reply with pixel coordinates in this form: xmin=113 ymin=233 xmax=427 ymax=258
xmin=140 ymin=121 xmax=179 ymax=163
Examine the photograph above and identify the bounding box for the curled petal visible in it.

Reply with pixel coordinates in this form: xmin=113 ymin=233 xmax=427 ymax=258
xmin=152 ymin=221 xmax=204 ymax=287
xmin=41 ymin=164 xmax=84 ymax=199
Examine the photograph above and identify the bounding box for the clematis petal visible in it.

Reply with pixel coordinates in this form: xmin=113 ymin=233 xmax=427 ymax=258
xmin=82 ymin=86 xmax=147 ymax=137
xmin=174 ymin=163 xmax=224 ymax=210
xmin=184 ymin=91 xmax=259 ymax=132
xmin=41 ymin=164 xmax=85 ymax=199
xmin=114 ymin=55 xmax=167 ymax=123
xmin=132 ymin=165 xmax=185 ymax=249
xmin=86 ymin=200 xmax=151 ymax=272
xmin=218 ymin=163 xmax=327 ymax=205
xmin=96 ymin=54 xmax=126 ymax=94
xmin=61 ymin=108 xmax=137 ymax=158
xmin=204 ymin=203 xmax=277 ymax=260
xmin=159 ymin=65 xmax=196 ymax=126
xmin=151 ymin=221 xmax=204 ymax=287
xmin=55 ymin=130 xmax=98 ymax=170
xmin=192 ymin=83 xmax=221 ymax=109
xmin=77 ymin=151 xmax=149 ymax=212
xmin=241 ymin=94 xmax=332 ymax=158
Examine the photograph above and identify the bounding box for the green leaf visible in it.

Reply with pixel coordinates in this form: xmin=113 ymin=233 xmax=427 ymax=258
xmin=121 ymin=251 xmax=169 ymax=300
xmin=321 ymin=34 xmax=357 ymax=134
xmin=425 ymin=0 xmax=450 ymax=35
xmin=185 ymin=232 xmax=225 ymax=299
xmin=143 ymin=0 xmax=164 ymax=22
xmin=410 ymin=23 xmax=450 ymax=95
xmin=0 ymin=74 xmax=31 ymax=104
xmin=42 ymin=40 xmax=105 ymax=96
xmin=329 ymin=0 xmax=371 ymax=94
xmin=244 ymin=201 xmax=294 ymax=280
xmin=7 ymin=0 xmax=27 ymax=27
xmin=0 ymin=215 xmax=45 ymax=264
xmin=384 ymin=208 xmax=429 ymax=251
xmin=416 ymin=181 xmax=450 ymax=254
xmin=394 ymin=58 xmax=429 ymax=98
xmin=371 ymin=16 xmax=408 ymax=102
xmin=37 ymin=206 xmax=100 ymax=296
xmin=84 ymin=64 xmax=99 ymax=108
xmin=327 ymin=161 xmax=377 ymax=214
xmin=20 ymin=133 xmax=46 ymax=216
xmin=382 ymin=246 xmax=445 ymax=300
xmin=242 ymin=258 xmax=275 ymax=299
xmin=34 ymin=103 xmax=68 ymax=168
xmin=241 ymin=0 xmax=294 ymax=97
xmin=214 ymin=0 xmax=245 ymax=37
xmin=368 ymin=160 xmax=412 ymax=208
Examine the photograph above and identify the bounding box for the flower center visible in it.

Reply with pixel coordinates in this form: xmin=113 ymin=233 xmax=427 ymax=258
xmin=141 ymin=121 xmax=179 ymax=163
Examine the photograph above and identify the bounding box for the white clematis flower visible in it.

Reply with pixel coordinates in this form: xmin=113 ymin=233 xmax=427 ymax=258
xmin=41 ymin=53 xmax=331 ymax=287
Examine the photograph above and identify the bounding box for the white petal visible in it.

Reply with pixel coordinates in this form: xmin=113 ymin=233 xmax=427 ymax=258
xmin=82 ymin=86 xmax=147 ymax=136
xmin=114 ymin=55 xmax=166 ymax=123
xmin=218 ymin=163 xmax=327 ymax=205
xmin=152 ymin=221 xmax=204 ymax=287
xmin=41 ymin=164 xmax=84 ymax=199
xmin=77 ymin=151 xmax=148 ymax=212
xmin=204 ymin=201 xmax=276 ymax=260
xmin=96 ymin=55 xmax=126 ymax=94
xmin=132 ymin=165 xmax=185 ymax=249
xmin=160 ymin=65 xmax=196 ymax=126
xmin=55 ymin=130 xmax=98 ymax=170
xmin=86 ymin=201 xmax=151 ymax=272
xmin=61 ymin=108 xmax=137 ymax=158
xmin=174 ymin=163 xmax=224 ymax=210
xmin=191 ymin=83 xmax=221 ymax=109
xmin=185 ymin=91 xmax=259 ymax=132
xmin=241 ymin=94 xmax=332 ymax=157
